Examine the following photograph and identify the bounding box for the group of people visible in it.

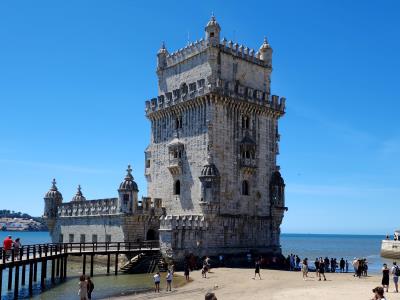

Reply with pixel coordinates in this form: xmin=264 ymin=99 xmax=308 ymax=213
xmin=287 ymin=254 xmax=350 ymax=274
xmin=153 ymin=269 xmax=174 ymax=293
xmin=381 ymin=261 xmax=399 ymax=293
xmin=2 ymin=235 xmax=22 ymax=260
xmin=352 ymin=258 xmax=369 ymax=277
xmin=78 ymin=275 xmax=94 ymax=300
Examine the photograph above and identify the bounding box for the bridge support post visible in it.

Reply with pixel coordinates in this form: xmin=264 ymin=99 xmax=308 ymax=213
xmin=33 ymin=261 xmax=37 ymax=282
xmin=59 ymin=255 xmax=64 ymax=281
xmin=82 ymin=254 xmax=86 ymax=275
xmin=63 ymin=255 xmax=67 ymax=279
xmin=107 ymin=253 xmax=110 ymax=275
xmin=90 ymin=254 xmax=94 ymax=277
xmin=21 ymin=263 xmax=26 ymax=286
xmin=51 ymin=258 xmax=55 ymax=284
xmin=14 ymin=264 xmax=20 ymax=299
xmin=0 ymin=266 xmax=3 ymax=297
xmin=114 ymin=254 xmax=118 ymax=276
xmin=8 ymin=266 xmax=13 ymax=290
xmin=28 ymin=262 xmax=33 ymax=296
xmin=40 ymin=259 xmax=46 ymax=290
xmin=56 ymin=256 xmax=60 ymax=277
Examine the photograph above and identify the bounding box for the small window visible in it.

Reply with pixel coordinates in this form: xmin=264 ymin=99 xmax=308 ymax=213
xmin=106 ymin=234 xmax=112 ymax=243
xmin=123 ymin=194 xmax=129 ymax=205
xmin=242 ymin=116 xmax=250 ymax=129
xmin=146 ymin=159 xmax=151 ymax=168
xmin=197 ymin=79 xmax=205 ymax=88
xmin=175 ymin=116 xmax=182 ymax=129
xmin=69 ymin=234 xmax=74 ymax=243
xmin=210 ymin=32 xmax=214 ymax=37
xmin=189 ymin=82 xmax=197 ymax=92
xmin=80 ymin=234 xmax=85 ymax=243
xmin=174 ymin=180 xmax=181 ymax=195
xmin=242 ymin=180 xmax=249 ymax=196
xmin=92 ymin=234 xmax=98 ymax=243
xmin=59 ymin=234 xmax=63 ymax=243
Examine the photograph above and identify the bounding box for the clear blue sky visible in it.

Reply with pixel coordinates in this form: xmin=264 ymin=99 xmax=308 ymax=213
xmin=0 ymin=1 xmax=399 ymax=235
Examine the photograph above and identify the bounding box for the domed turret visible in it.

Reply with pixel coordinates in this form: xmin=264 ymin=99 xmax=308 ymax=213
xmin=259 ymin=37 xmax=272 ymax=65
xmin=71 ymin=185 xmax=86 ymax=202
xmin=45 ymin=178 xmax=63 ymax=200
xmin=118 ymin=165 xmax=139 ymax=214
xmin=43 ymin=179 xmax=63 ymax=232
xmin=157 ymin=42 xmax=168 ymax=70
xmin=199 ymin=155 xmax=220 ymax=204
xmin=205 ymin=14 xmax=221 ymax=46
xmin=119 ymin=165 xmax=139 ymax=192
xmin=270 ymin=171 xmax=285 ymax=208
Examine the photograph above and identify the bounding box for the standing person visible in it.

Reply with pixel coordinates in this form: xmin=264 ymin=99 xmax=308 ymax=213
xmin=318 ymin=258 xmax=326 ymax=281
xmin=345 ymin=260 xmax=349 ymax=273
xmin=184 ymin=263 xmax=190 ymax=281
xmin=86 ymin=276 xmax=94 ymax=300
xmin=295 ymin=255 xmax=301 ymax=270
xmin=13 ymin=238 xmax=21 ymax=260
xmin=330 ymin=258 xmax=334 ymax=272
xmin=352 ymin=258 xmax=359 ymax=277
xmin=254 ymin=260 xmax=261 ymax=279
xmin=391 ymin=262 xmax=399 ymax=293
xmin=339 ymin=258 xmax=345 ymax=273
xmin=301 ymin=258 xmax=308 ymax=280
xmin=153 ymin=272 xmax=161 ymax=293
xmin=364 ymin=260 xmax=369 ymax=277
xmin=324 ymin=257 xmax=329 ymax=273
xmin=3 ymin=235 xmax=13 ymax=260
xmin=78 ymin=275 xmax=88 ymax=300
xmin=382 ymin=263 xmax=390 ymax=293
xmin=314 ymin=258 xmax=320 ymax=277
xmin=166 ymin=269 xmax=173 ymax=291
xmin=356 ymin=259 xmax=363 ymax=278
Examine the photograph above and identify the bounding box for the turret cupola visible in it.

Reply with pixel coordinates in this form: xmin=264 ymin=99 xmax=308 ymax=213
xmin=44 ymin=178 xmax=63 ymax=202
xmin=71 ymin=185 xmax=86 ymax=202
xmin=118 ymin=165 xmax=139 ymax=214
xmin=205 ymin=14 xmax=221 ymax=46
xmin=157 ymin=42 xmax=168 ymax=70
xmin=199 ymin=155 xmax=220 ymax=205
xmin=43 ymin=179 xmax=63 ymax=228
xmin=119 ymin=165 xmax=139 ymax=192
xmin=259 ymin=37 xmax=272 ymax=65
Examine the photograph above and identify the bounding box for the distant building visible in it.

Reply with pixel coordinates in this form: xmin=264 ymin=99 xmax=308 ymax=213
xmin=43 ymin=15 xmax=287 ymax=264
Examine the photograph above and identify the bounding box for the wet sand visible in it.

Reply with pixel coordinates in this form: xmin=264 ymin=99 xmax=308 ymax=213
xmin=110 ymin=268 xmax=400 ymax=300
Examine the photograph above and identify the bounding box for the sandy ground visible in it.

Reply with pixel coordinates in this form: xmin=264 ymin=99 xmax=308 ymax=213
xmin=110 ymin=268 xmax=400 ymax=300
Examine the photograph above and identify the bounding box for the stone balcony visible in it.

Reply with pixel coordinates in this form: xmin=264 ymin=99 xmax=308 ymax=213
xmin=240 ymin=157 xmax=257 ymax=174
xmin=168 ymin=157 xmax=182 ymax=175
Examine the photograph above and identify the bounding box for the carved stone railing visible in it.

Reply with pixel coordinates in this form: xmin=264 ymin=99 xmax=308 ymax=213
xmin=58 ymin=198 xmax=119 ymax=217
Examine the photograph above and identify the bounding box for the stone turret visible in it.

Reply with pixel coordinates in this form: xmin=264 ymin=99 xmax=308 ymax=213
xmin=71 ymin=185 xmax=86 ymax=202
xmin=43 ymin=178 xmax=63 ymax=232
xmin=157 ymin=42 xmax=168 ymax=70
xmin=259 ymin=37 xmax=272 ymax=66
xmin=199 ymin=155 xmax=220 ymax=206
xmin=205 ymin=14 xmax=220 ymax=46
xmin=118 ymin=165 xmax=139 ymax=214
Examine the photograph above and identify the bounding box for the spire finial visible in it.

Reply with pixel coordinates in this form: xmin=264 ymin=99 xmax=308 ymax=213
xmin=161 ymin=41 xmax=166 ymax=49
xmin=125 ymin=164 xmax=133 ymax=180
xmin=211 ymin=12 xmax=215 ymax=21
xmin=51 ymin=178 xmax=57 ymax=190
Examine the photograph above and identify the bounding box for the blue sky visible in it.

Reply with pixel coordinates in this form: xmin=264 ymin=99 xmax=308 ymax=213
xmin=0 ymin=1 xmax=399 ymax=234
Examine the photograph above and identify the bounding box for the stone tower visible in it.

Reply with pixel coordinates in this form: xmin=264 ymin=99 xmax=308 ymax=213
xmin=43 ymin=178 xmax=63 ymax=234
xmin=145 ymin=16 xmax=287 ymax=262
xmin=118 ymin=165 xmax=139 ymax=214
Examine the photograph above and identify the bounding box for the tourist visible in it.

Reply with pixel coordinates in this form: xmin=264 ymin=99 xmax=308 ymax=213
xmin=254 ymin=259 xmax=261 ymax=279
xmin=166 ymin=269 xmax=173 ymax=291
xmin=339 ymin=258 xmax=345 ymax=273
xmin=391 ymin=261 xmax=399 ymax=293
xmin=352 ymin=258 xmax=359 ymax=277
xmin=295 ymin=255 xmax=301 ymax=270
xmin=78 ymin=275 xmax=88 ymax=300
xmin=314 ymin=258 xmax=320 ymax=277
xmin=357 ymin=259 xmax=363 ymax=278
xmin=318 ymin=258 xmax=326 ymax=281
xmin=301 ymin=258 xmax=308 ymax=280
xmin=372 ymin=286 xmax=387 ymax=300
xmin=13 ymin=238 xmax=21 ymax=260
xmin=86 ymin=276 xmax=94 ymax=300
xmin=364 ymin=260 xmax=369 ymax=277
xmin=345 ymin=260 xmax=349 ymax=273
xmin=153 ymin=272 xmax=160 ymax=293
xmin=381 ymin=263 xmax=390 ymax=292
xmin=3 ymin=235 xmax=13 ymax=261
xmin=184 ymin=263 xmax=190 ymax=281
xmin=205 ymin=292 xmax=218 ymax=300
xmin=202 ymin=263 xmax=208 ymax=278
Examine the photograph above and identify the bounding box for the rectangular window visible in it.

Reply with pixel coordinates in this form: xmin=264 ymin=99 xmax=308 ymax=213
xmin=106 ymin=234 xmax=112 ymax=243
xmin=92 ymin=234 xmax=98 ymax=243
xmin=146 ymin=159 xmax=151 ymax=168
xmin=197 ymin=79 xmax=205 ymax=88
xmin=69 ymin=234 xmax=74 ymax=243
xmin=59 ymin=234 xmax=63 ymax=243
xmin=189 ymin=82 xmax=196 ymax=92
xmin=80 ymin=234 xmax=85 ymax=243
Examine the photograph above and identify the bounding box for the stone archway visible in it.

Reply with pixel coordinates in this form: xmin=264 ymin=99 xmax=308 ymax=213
xmin=146 ymin=229 xmax=157 ymax=241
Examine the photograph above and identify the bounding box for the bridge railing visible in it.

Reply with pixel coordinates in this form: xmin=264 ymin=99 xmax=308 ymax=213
xmin=0 ymin=240 xmax=159 ymax=263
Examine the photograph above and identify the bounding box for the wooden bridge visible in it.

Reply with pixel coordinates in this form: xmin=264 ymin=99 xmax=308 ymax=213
xmin=0 ymin=241 xmax=160 ymax=299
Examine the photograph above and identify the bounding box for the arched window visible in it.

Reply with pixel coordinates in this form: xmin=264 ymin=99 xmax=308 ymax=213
xmin=242 ymin=180 xmax=249 ymax=196
xmin=123 ymin=194 xmax=129 ymax=205
xmin=242 ymin=116 xmax=250 ymax=129
xmin=174 ymin=180 xmax=181 ymax=195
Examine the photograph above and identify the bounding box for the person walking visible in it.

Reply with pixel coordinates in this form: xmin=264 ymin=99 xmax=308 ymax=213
xmin=345 ymin=260 xmax=349 ymax=273
xmin=301 ymin=258 xmax=308 ymax=280
xmin=153 ymin=272 xmax=160 ymax=293
xmin=86 ymin=276 xmax=94 ymax=300
xmin=318 ymin=258 xmax=326 ymax=281
xmin=352 ymin=258 xmax=359 ymax=276
xmin=254 ymin=260 xmax=261 ymax=279
xmin=391 ymin=262 xmax=399 ymax=293
xmin=314 ymin=258 xmax=320 ymax=277
xmin=78 ymin=275 xmax=88 ymax=300
xmin=3 ymin=235 xmax=13 ymax=260
xmin=184 ymin=263 xmax=190 ymax=281
xmin=166 ymin=269 xmax=173 ymax=291
xmin=339 ymin=258 xmax=345 ymax=273
xmin=381 ymin=263 xmax=390 ymax=292
xmin=13 ymin=238 xmax=21 ymax=260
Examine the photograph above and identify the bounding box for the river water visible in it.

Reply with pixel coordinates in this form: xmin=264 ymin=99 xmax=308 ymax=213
xmin=0 ymin=231 xmax=392 ymax=299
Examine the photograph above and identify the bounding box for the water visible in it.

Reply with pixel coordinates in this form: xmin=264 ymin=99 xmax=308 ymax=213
xmin=281 ymin=233 xmax=393 ymax=274
xmin=0 ymin=231 xmax=393 ymax=299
